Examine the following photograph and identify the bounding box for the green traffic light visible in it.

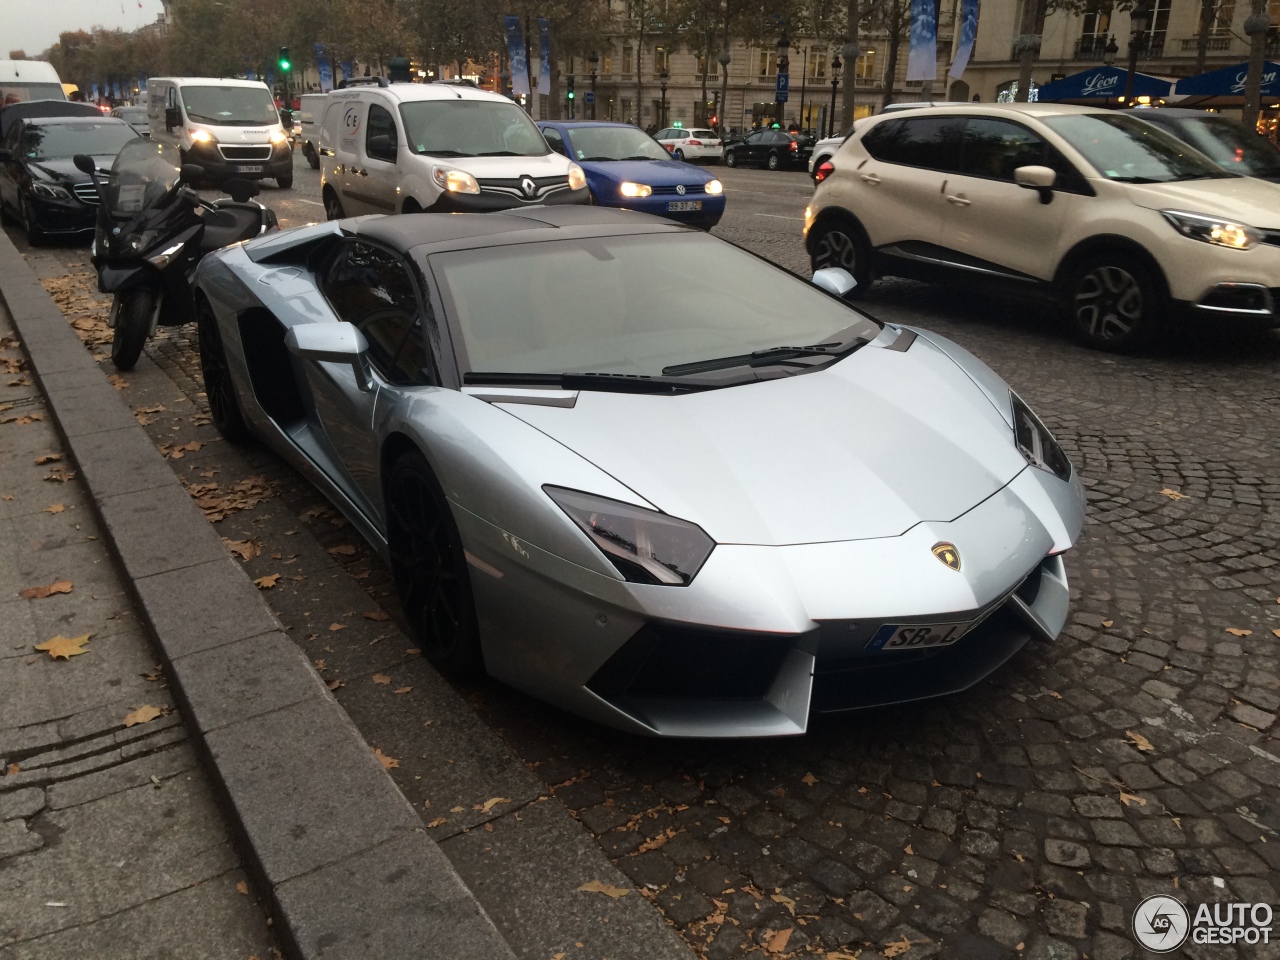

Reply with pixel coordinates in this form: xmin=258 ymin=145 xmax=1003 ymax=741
xmin=280 ymin=60 xmax=291 ymax=72
xmin=567 ymin=91 xmax=575 ymax=99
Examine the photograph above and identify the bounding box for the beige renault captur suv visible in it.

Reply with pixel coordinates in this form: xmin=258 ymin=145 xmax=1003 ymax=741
xmin=803 ymin=103 xmax=1280 ymax=351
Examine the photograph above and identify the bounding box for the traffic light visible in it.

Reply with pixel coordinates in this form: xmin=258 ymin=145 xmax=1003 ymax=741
xmin=566 ymin=75 xmax=575 ymax=100
xmin=278 ymin=47 xmax=291 ymax=73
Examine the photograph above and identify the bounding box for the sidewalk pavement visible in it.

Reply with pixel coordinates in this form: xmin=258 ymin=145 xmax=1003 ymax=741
xmin=0 ymin=301 xmax=277 ymax=959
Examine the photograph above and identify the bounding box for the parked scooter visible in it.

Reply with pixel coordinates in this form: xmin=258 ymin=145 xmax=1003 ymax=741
xmin=75 ymin=138 xmax=278 ymax=370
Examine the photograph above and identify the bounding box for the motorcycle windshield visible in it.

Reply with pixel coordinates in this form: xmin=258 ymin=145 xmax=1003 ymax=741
xmin=106 ymin=139 xmax=182 ymax=219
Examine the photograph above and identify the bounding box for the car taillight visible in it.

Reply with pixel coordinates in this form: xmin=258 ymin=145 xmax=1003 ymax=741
xmin=687 ymin=139 xmax=702 ymax=146
xmin=815 ymin=160 xmax=835 ymax=182
xmin=789 ymin=141 xmax=798 ymax=151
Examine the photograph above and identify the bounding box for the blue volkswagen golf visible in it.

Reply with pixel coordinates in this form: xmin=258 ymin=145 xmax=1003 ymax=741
xmin=537 ymin=121 xmax=725 ymax=230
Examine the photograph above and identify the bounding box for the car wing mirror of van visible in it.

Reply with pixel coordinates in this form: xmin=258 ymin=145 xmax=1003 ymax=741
xmin=165 ymin=107 xmax=181 ymax=130
xmin=1014 ymin=165 xmax=1056 ymax=204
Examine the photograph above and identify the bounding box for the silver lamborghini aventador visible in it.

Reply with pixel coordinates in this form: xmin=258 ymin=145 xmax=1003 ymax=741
xmin=192 ymin=206 xmax=1085 ymax=738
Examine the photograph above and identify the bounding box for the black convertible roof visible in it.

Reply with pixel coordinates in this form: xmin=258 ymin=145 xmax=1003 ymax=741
xmin=353 ymin=205 xmax=687 ymax=254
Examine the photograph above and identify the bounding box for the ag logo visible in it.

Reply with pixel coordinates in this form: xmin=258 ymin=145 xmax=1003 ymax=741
xmin=931 ymin=542 xmax=961 ymax=572
xmin=520 ymin=176 xmax=537 ymax=198
xmin=1132 ymin=895 xmax=1190 ymax=953
xmin=675 ymin=184 xmax=686 ymax=195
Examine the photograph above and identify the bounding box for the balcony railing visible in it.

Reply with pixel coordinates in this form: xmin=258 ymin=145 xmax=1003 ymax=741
xmin=1074 ymin=36 xmax=1110 ymax=60
xmin=1178 ymin=36 xmax=1232 ymax=52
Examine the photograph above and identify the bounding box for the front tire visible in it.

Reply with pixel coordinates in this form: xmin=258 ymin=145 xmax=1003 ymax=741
xmin=276 ymin=172 xmax=293 ymax=190
xmin=1064 ymin=252 xmax=1161 ymax=352
xmin=387 ymin=452 xmax=483 ymax=678
xmin=767 ymin=151 xmax=781 ymax=171
xmin=303 ymin=142 xmax=320 ymax=170
xmin=724 ymin=150 xmax=737 ymax=168
xmin=195 ymin=296 xmax=250 ymax=442
xmin=809 ymin=215 xmax=872 ymax=294
xmin=673 ymin=148 xmax=685 ymax=161
xmin=110 ymin=288 xmax=155 ymax=371
xmin=323 ymin=188 xmax=345 ymax=221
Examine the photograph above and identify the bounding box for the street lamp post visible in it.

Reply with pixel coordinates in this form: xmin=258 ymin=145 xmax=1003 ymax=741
xmin=776 ymin=28 xmax=791 ymax=128
xmin=588 ymin=52 xmax=599 ymax=120
xmin=1103 ymin=36 xmax=1119 ymax=65
xmin=1124 ymin=1 xmax=1152 ymax=102
xmin=828 ymin=53 xmax=842 ymax=138
xmin=659 ymin=69 xmax=669 ymax=127
xmin=717 ymin=51 xmax=731 ymax=139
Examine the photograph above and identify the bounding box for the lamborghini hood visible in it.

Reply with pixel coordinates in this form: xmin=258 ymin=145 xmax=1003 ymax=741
xmin=499 ymin=336 xmax=1031 ymax=546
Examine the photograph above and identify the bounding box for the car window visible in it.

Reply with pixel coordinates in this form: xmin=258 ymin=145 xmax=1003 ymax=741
xmin=962 ymin=118 xmax=1047 ymax=181
xmin=321 ymin=241 xmax=428 ymax=386
xmin=366 ymin=103 xmax=398 ymax=162
xmin=1167 ymin=116 xmax=1280 ymax=179
xmin=1042 ymin=113 xmax=1230 ymax=183
xmin=400 ymin=100 xmax=548 ymax=157
xmin=862 ymin=117 xmax=964 ymax=173
xmin=691 ymin=129 xmax=715 ymax=139
xmin=542 ymin=126 xmax=568 ymax=156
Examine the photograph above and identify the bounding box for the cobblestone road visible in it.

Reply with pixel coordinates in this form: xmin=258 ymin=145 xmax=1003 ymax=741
xmin=8 ymin=153 xmax=1280 ymax=960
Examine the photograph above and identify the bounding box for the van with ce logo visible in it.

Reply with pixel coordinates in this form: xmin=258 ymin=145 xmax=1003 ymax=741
xmin=147 ymin=77 xmax=293 ymax=189
xmin=317 ymin=76 xmax=588 ymax=218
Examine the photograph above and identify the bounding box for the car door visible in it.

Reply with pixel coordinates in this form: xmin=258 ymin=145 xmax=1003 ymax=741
xmin=357 ymin=100 xmax=400 ymax=214
xmin=741 ymin=131 xmax=765 ymax=163
xmin=331 ymin=98 xmax=368 ymax=213
xmin=853 ymin=115 xmax=962 ymax=253
xmin=310 ymin=239 xmax=432 ymax=517
xmin=939 ymin=116 xmax=1086 ymax=283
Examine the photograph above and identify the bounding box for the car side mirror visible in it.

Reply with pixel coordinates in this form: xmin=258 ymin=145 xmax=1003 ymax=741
xmin=73 ymin=154 xmax=96 ymax=174
xmin=368 ymin=134 xmax=396 ymax=160
xmin=1014 ymin=165 xmax=1056 ymax=204
xmin=284 ymin=322 xmax=374 ymax=392
xmin=165 ymin=106 xmax=182 ymax=130
xmin=811 ymin=267 xmax=857 ymax=299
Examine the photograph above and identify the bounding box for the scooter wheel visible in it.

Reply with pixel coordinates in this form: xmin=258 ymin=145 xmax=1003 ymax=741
xmin=110 ymin=288 xmax=155 ymax=371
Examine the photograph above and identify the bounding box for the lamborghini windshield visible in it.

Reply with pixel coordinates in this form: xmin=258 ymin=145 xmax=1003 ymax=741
xmin=431 ymin=233 xmax=881 ymax=382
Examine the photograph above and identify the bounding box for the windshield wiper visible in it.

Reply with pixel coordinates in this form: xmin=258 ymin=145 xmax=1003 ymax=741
xmin=623 ymin=155 xmax=660 ymax=161
xmin=464 ymin=371 xmax=720 ymax=394
xmin=419 ymin=149 xmax=473 ymax=157
xmin=476 ymin=150 xmax=525 ymax=156
xmin=661 ymin=336 xmax=870 ymax=377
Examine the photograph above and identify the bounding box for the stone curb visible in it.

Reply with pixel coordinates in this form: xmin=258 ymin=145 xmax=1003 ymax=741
xmin=0 ymin=231 xmax=518 ymax=960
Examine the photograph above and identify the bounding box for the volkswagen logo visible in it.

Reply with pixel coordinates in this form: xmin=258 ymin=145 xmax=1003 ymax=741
xmin=931 ymin=542 xmax=961 ymax=572
xmin=675 ymin=184 xmax=687 ymax=195
xmin=520 ymin=176 xmax=537 ymax=198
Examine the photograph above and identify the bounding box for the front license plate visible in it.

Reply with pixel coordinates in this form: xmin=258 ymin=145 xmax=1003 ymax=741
xmin=667 ymin=200 xmax=702 ymax=212
xmin=236 ymin=165 xmax=264 ymax=173
xmin=865 ymin=621 xmax=972 ymax=652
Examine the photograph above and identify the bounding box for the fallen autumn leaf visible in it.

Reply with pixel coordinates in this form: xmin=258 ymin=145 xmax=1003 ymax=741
xmin=577 ymin=880 xmax=630 ymax=898
xmin=253 ymin=574 xmax=280 ymax=589
xmin=372 ymin=673 xmax=392 ymax=685
xmin=1126 ymin=730 xmax=1155 ymax=752
xmin=123 ymin=704 xmax=163 ymax=727
xmin=33 ymin=453 xmax=62 ymax=465
xmin=43 ymin=504 xmax=65 ymax=514
xmin=20 ymin=580 xmax=73 ymax=600
xmin=363 ymin=610 xmax=391 ymax=622
xmin=1225 ymin=627 xmax=1252 ymax=637
xmin=34 ymin=633 xmax=92 ymax=660
xmin=764 ymin=927 xmax=794 ymax=953
xmin=373 ymin=747 xmax=398 ymax=770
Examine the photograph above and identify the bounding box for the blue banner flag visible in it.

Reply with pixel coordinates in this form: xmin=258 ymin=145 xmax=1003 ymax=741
xmin=341 ymin=62 xmax=353 ymax=85
xmin=91 ymin=80 xmax=100 ymax=100
xmin=504 ymin=15 xmax=530 ymax=97
xmin=138 ymin=75 xmax=148 ymax=95
xmin=906 ymin=0 xmax=937 ymax=82
xmin=537 ymin=18 xmax=551 ymax=96
xmin=950 ymin=0 xmax=978 ymax=80
xmin=111 ymin=78 xmax=121 ymax=100
xmin=315 ymin=44 xmax=333 ymax=92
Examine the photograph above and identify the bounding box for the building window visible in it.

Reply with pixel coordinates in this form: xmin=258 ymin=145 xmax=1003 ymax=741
xmin=622 ymin=45 xmax=633 ymax=75
xmin=1150 ymin=0 xmax=1172 ymax=42
xmin=603 ymin=55 xmax=613 ymax=75
xmin=854 ymin=49 xmax=876 ymax=80
xmin=808 ymin=51 xmax=827 ymax=78
xmin=621 ymin=97 xmax=633 ymax=122
xmin=1209 ymin=0 xmax=1235 ymax=34
xmin=696 ymin=53 xmax=719 ymax=79
xmin=757 ymin=48 xmax=778 ymax=77
xmin=654 ymin=46 xmax=670 ymax=73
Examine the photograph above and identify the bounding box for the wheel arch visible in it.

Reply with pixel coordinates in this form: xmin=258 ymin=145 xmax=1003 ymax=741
xmin=804 ymin=205 xmax=870 ymax=256
xmin=1053 ymin=234 xmax=1171 ymax=301
xmin=380 ymin=431 xmax=426 ymax=496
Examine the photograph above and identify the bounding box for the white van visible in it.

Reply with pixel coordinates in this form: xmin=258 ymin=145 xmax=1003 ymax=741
xmin=147 ymin=77 xmax=292 ymax=188
xmin=297 ymin=92 xmax=328 ymax=170
xmin=1 ymin=61 xmax=67 ymax=103
xmin=318 ymin=77 xmax=587 ymax=218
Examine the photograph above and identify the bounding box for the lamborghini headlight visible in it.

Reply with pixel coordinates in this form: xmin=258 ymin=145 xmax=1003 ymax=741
xmin=544 ymin=486 xmax=714 ymax=586
xmin=567 ymin=163 xmax=587 ymax=191
xmin=1161 ymin=210 xmax=1260 ymax=250
xmin=1011 ymin=393 xmax=1071 ymax=483
xmin=433 ymin=168 xmax=481 ymax=194
xmin=619 ymin=181 xmax=652 ymax=198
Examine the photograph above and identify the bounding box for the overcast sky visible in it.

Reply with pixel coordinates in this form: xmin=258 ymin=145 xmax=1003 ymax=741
xmin=3 ymin=0 xmax=166 ymax=57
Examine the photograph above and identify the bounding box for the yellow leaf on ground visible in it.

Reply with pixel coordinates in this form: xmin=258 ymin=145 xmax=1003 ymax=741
xmin=904 ymin=844 xmax=914 ymax=855
xmin=222 ymin=538 xmax=260 ymax=562
xmin=44 ymin=504 xmax=65 ymax=514
xmin=1101 ymin=619 xmax=1113 ymax=628
xmin=393 ymin=686 xmax=412 ymax=695
xmin=373 ymin=747 xmax=398 ymax=770
xmin=764 ymin=927 xmax=794 ymax=953
xmin=426 ymin=817 xmax=447 ymax=828
xmin=6 ymin=763 xmax=18 ymax=776
xmin=236 ymin=881 xmax=249 ymax=895
xmin=168 ymin=440 xmax=202 ymax=459
xmin=328 ymin=622 xmax=346 ymax=632
xmin=771 ymin=893 xmax=797 ymax=915
xmin=1126 ymin=730 xmax=1155 ymax=752
xmin=326 ymin=678 xmax=343 ymax=691
xmin=474 ymin=796 xmax=511 ymax=813
xmin=883 ymin=935 xmax=922 ymax=958
xmin=1272 ymin=629 xmax=1280 ymax=639
xmin=363 ymin=610 xmax=391 ymax=622
xmin=327 ymin=544 xmax=357 ymax=556
xmin=826 ymin=951 xmax=863 ymax=960
xmin=253 ymin=574 xmax=280 ymax=589
xmin=1159 ymin=488 xmax=1188 ymax=501
xmin=801 ymin=772 xmax=819 ymax=786
xmin=34 ymin=633 xmax=92 ymax=660
xmin=33 ymin=453 xmax=62 ymax=465
xmin=577 ymin=880 xmax=630 ymax=899
xmin=123 ymin=704 xmax=163 ymax=727
xmin=1225 ymin=627 xmax=1252 ymax=637
xmin=19 ymin=579 xmax=73 ymax=600
xmin=372 ymin=673 xmax=392 ymax=685
xmin=1119 ymin=791 xmax=1148 ymax=807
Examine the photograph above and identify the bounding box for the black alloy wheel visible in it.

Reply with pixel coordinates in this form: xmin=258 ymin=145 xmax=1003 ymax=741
xmin=323 ymin=188 xmax=345 ymax=221
xmin=195 ymin=296 xmax=250 ymax=442
xmin=110 ymin=288 xmax=155 ymax=370
xmin=809 ymin=216 xmax=872 ymax=294
xmin=724 ymin=149 xmax=737 ymax=168
xmin=387 ymin=452 xmax=483 ymax=677
xmin=1066 ymin=252 xmax=1160 ymax=352
xmin=767 ymin=151 xmax=781 ymax=171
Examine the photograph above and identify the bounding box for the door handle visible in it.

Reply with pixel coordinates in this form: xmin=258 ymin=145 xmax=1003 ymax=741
xmin=352 ymin=167 xmax=366 ymax=177
xmin=945 ymin=195 xmax=971 ymax=206
xmin=860 ymin=173 xmax=881 ymax=185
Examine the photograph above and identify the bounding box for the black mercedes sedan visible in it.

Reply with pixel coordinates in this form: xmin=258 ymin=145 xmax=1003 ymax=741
xmin=0 ymin=115 xmax=135 ymax=244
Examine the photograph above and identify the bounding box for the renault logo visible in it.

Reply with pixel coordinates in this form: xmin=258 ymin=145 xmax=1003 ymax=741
xmin=520 ymin=176 xmax=537 ymax=198
xmin=675 ymin=184 xmax=686 ymax=195
xmin=931 ymin=542 xmax=961 ymax=571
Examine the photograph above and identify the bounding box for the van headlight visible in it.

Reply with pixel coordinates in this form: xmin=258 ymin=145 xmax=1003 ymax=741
xmin=433 ymin=168 xmax=481 ymax=195
xmin=1161 ymin=210 xmax=1260 ymax=250
xmin=270 ymin=129 xmax=289 ymax=145
xmin=544 ymin=486 xmax=714 ymax=586
xmin=567 ymin=163 xmax=587 ymax=191
xmin=1011 ymin=393 xmax=1072 ymax=483
xmin=189 ymin=129 xmax=215 ymax=144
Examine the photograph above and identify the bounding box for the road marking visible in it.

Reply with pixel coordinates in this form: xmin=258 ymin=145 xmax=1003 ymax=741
xmin=294 ymin=199 xmax=324 ymax=206
xmin=754 ymin=213 xmax=804 ymax=221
